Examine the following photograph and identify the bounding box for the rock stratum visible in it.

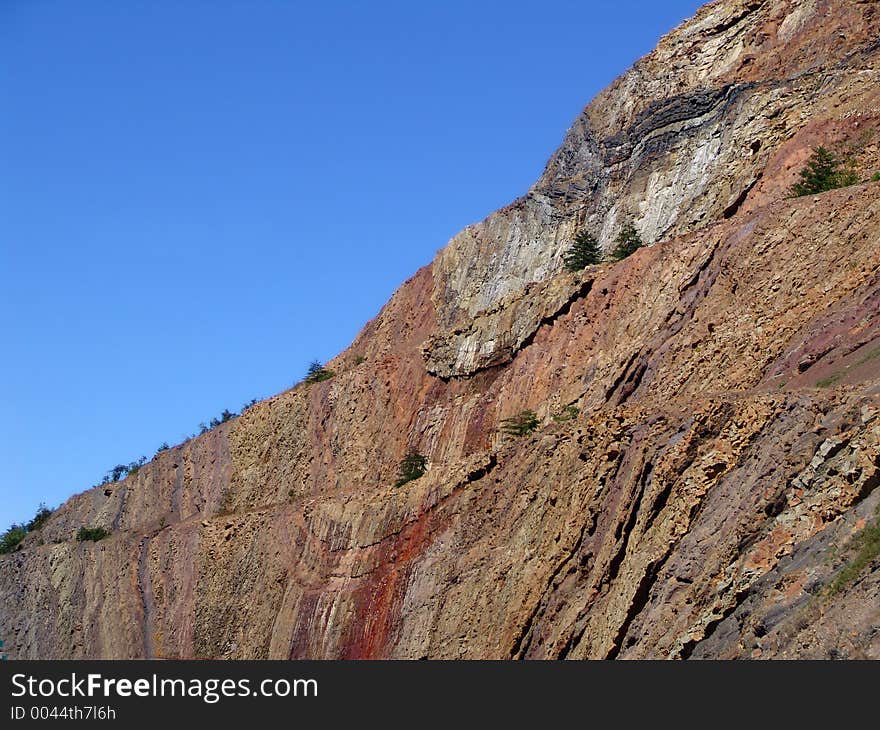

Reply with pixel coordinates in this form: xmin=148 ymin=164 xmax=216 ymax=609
xmin=3 ymin=0 xmax=880 ymax=659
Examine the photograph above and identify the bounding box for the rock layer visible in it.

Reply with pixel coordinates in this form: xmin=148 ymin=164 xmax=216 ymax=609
xmin=2 ymin=0 xmax=879 ymax=659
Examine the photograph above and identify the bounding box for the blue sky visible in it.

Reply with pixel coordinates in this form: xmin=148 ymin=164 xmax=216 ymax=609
xmin=0 ymin=0 xmax=704 ymax=528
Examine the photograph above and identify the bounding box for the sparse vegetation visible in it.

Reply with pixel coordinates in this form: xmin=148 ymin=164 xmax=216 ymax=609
xmin=96 ymin=405 xmax=242 ymax=487
xmin=209 ymin=409 xmax=237 ymax=428
xmin=354 ymin=355 xmax=367 ymax=365
xmin=552 ymin=405 xmax=580 ymax=422
xmin=26 ymin=503 xmax=53 ymax=532
xmin=852 ymin=347 xmax=880 ymax=367
xmin=827 ymin=505 xmax=880 ymax=596
xmin=126 ymin=456 xmax=147 ymax=475
xmin=872 ymin=172 xmax=880 ymax=183
xmin=0 ymin=525 xmax=27 ymax=555
xmin=500 ymin=410 xmax=540 ymax=437
xmin=306 ymin=360 xmax=335 ymax=383
xmin=243 ymin=398 xmax=258 ymax=411
xmin=816 ymin=346 xmax=880 ymax=388
xmin=609 ymin=222 xmax=644 ymax=261
xmin=97 ymin=458 xmax=147 ymax=483
xmin=103 ymin=465 xmax=127 ymax=484
xmin=76 ymin=526 xmax=109 ymax=542
xmin=0 ymin=504 xmax=56 ymax=554
xmin=791 ymin=146 xmax=858 ymax=197
xmin=199 ymin=408 xmax=238 ymax=434
xmin=395 ymin=449 xmax=427 ymax=487
xmin=563 ymin=230 xmax=602 ymax=271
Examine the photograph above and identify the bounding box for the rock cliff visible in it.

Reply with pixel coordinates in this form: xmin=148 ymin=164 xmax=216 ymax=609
xmin=2 ymin=0 xmax=879 ymax=659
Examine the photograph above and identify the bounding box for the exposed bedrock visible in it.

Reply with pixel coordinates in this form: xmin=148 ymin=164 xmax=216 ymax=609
xmin=2 ymin=0 xmax=879 ymax=659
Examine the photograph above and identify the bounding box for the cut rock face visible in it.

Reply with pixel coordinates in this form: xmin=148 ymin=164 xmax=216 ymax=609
xmin=2 ymin=0 xmax=880 ymax=659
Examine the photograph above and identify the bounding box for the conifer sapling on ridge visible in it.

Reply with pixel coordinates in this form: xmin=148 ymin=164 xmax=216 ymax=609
xmin=610 ymin=222 xmax=644 ymax=261
xmin=792 ymin=146 xmax=858 ymax=196
xmin=563 ymin=230 xmax=602 ymax=271
xmin=305 ymin=360 xmax=335 ymax=384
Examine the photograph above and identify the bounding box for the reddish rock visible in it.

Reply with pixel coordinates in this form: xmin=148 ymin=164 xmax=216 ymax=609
xmin=2 ymin=0 xmax=879 ymax=659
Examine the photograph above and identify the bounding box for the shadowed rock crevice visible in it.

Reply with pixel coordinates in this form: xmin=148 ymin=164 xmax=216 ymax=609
xmin=137 ymin=537 xmax=155 ymax=660
xmin=423 ymin=277 xmax=595 ymax=380
xmin=509 ymin=517 xmax=593 ymax=660
xmin=723 ymin=174 xmax=761 ymax=218
xmin=605 ymin=554 xmax=670 ymax=659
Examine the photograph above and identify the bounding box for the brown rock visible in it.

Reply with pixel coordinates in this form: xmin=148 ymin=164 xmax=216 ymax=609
xmin=2 ymin=0 xmax=879 ymax=659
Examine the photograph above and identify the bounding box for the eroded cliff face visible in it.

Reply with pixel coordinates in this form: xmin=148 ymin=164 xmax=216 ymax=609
xmin=433 ymin=0 xmax=880 ymax=332
xmin=2 ymin=0 xmax=879 ymax=659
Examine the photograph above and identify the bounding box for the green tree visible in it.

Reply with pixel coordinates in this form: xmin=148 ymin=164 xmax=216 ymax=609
xmin=0 ymin=504 xmax=57 ymax=554
xmin=76 ymin=526 xmax=109 ymax=542
xmin=208 ymin=409 xmax=237 ymax=428
xmin=609 ymin=223 xmax=644 ymax=261
xmin=395 ymin=449 xmax=427 ymax=487
xmin=500 ymin=410 xmax=540 ymax=437
xmin=305 ymin=360 xmax=335 ymax=383
xmin=0 ymin=525 xmax=27 ymax=554
xmin=127 ymin=456 xmax=147 ymax=475
xmin=26 ymin=504 xmax=52 ymax=532
xmin=563 ymin=230 xmax=602 ymax=271
xmin=107 ymin=464 xmax=128 ymax=483
xmin=792 ymin=146 xmax=858 ymax=196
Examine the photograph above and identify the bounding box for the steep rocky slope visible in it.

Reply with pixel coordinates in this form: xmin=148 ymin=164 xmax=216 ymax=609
xmin=2 ymin=0 xmax=879 ymax=659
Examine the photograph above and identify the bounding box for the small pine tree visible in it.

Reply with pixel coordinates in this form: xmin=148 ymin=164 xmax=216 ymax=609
xmin=395 ymin=449 xmax=427 ymax=487
xmin=108 ymin=464 xmax=128 ymax=482
xmin=609 ymin=223 xmax=644 ymax=261
xmin=500 ymin=410 xmax=540 ymax=437
xmin=563 ymin=230 xmax=602 ymax=271
xmin=305 ymin=360 xmax=335 ymax=383
xmin=0 ymin=524 xmax=27 ymax=554
xmin=26 ymin=504 xmax=52 ymax=532
xmin=127 ymin=456 xmax=147 ymax=475
xmin=792 ymin=146 xmax=858 ymax=196
xmin=208 ymin=409 xmax=237 ymax=428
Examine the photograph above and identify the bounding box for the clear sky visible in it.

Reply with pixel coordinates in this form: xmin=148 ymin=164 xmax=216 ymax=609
xmin=0 ymin=0 xmax=704 ymax=528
